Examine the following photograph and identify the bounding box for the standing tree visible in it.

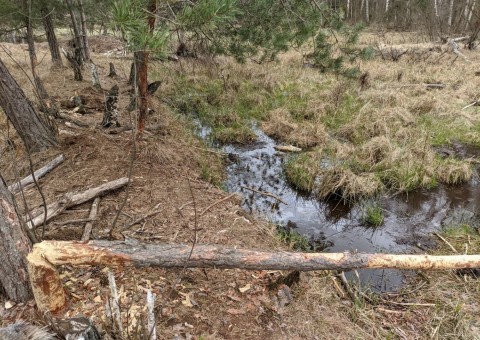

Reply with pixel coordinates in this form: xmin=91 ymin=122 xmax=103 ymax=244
xmin=23 ymin=0 xmax=49 ymax=100
xmin=0 ymin=177 xmax=33 ymax=303
xmin=65 ymin=0 xmax=87 ymax=63
xmin=0 ymin=58 xmax=57 ymax=152
xmin=112 ymin=0 xmax=168 ymax=137
xmin=112 ymin=0 xmax=370 ymax=135
xmin=41 ymin=6 xmax=63 ymax=68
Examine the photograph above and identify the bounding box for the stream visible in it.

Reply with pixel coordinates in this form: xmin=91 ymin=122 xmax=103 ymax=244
xmin=199 ymin=123 xmax=480 ymax=292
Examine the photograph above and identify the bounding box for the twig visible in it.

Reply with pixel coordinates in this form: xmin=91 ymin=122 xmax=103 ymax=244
xmin=337 ymin=271 xmax=357 ymax=301
xmin=240 ymin=185 xmax=288 ymax=205
xmin=178 ymin=201 xmax=193 ymax=210
xmin=81 ymin=197 xmax=100 ymax=241
xmin=120 ymin=208 xmax=162 ymax=232
xmin=433 ymin=232 xmax=458 ymax=253
xmin=53 ymin=218 xmax=96 ymax=226
xmin=378 ymin=299 xmax=436 ymax=307
xmin=200 ymin=193 xmax=236 ymax=216
xmin=462 ymin=101 xmax=479 ymax=110
xmin=330 ymin=276 xmax=345 ymax=298
xmin=108 ymin=113 xmax=137 ymax=238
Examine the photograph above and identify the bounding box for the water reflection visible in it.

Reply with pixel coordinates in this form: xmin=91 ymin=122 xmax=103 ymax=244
xmin=197 ymin=122 xmax=480 ymax=291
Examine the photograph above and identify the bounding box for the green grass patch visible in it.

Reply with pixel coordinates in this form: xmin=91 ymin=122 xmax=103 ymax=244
xmin=283 ymin=152 xmax=320 ymax=193
xmin=416 ymin=115 xmax=480 ymax=146
xmin=360 ymin=200 xmax=384 ymax=227
xmin=277 ymin=228 xmax=311 ymax=251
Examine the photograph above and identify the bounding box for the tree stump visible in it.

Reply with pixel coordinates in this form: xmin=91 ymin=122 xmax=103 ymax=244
xmin=101 ymin=85 xmax=120 ymax=128
xmin=108 ymin=62 xmax=117 ymax=77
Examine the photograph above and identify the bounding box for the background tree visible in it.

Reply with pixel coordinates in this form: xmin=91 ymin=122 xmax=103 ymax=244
xmin=0 ymin=58 xmax=57 ymax=152
xmin=40 ymin=6 xmax=63 ymax=68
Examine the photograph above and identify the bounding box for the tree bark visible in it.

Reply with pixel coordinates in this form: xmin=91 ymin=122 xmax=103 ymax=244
xmin=137 ymin=50 xmax=148 ymax=137
xmin=28 ymin=240 xmax=480 ymax=312
xmin=76 ymin=0 xmax=90 ymax=61
xmin=0 ymin=178 xmax=32 ymax=302
xmin=61 ymin=47 xmax=83 ymax=81
xmin=65 ymin=0 xmax=85 ymax=63
xmin=24 ymin=0 xmax=49 ymax=100
xmin=41 ymin=7 xmax=63 ymax=68
xmin=101 ymin=85 xmax=120 ymax=128
xmin=0 ymin=58 xmax=57 ymax=152
xmin=137 ymin=0 xmax=157 ymax=138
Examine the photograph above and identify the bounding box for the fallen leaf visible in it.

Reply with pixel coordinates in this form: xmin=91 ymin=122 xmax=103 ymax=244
xmin=4 ymin=300 xmax=15 ymax=309
xmin=179 ymin=292 xmax=194 ymax=307
xmin=239 ymin=284 xmax=251 ymax=293
xmin=94 ymin=296 xmax=103 ymax=303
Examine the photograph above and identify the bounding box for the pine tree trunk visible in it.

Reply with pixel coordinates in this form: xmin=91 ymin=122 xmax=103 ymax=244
xmin=137 ymin=50 xmax=148 ymax=137
xmin=0 ymin=178 xmax=33 ymax=302
xmin=65 ymin=0 xmax=85 ymax=63
xmin=24 ymin=0 xmax=49 ymax=100
xmin=41 ymin=7 xmax=63 ymax=68
xmin=76 ymin=0 xmax=90 ymax=61
xmin=137 ymin=0 xmax=157 ymax=138
xmin=0 ymin=58 xmax=57 ymax=152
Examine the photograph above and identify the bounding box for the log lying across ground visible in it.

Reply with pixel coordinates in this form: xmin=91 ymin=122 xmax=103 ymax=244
xmin=8 ymin=155 xmax=65 ymax=193
xmin=26 ymin=178 xmax=128 ymax=229
xmin=27 ymin=240 xmax=480 ymax=312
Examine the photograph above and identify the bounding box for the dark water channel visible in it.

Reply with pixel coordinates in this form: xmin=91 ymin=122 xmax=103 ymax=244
xmin=199 ymin=124 xmax=480 ymax=292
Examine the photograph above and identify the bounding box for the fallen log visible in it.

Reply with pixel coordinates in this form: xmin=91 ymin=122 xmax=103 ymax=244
xmin=27 ymin=240 xmax=480 ymax=312
xmin=8 ymin=155 xmax=65 ymax=194
xmin=26 ymin=178 xmax=128 ymax=229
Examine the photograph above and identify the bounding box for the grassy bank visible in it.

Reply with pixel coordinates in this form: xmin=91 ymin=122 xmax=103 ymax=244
xmin=163 ymin=31 xmax=480 ymax=200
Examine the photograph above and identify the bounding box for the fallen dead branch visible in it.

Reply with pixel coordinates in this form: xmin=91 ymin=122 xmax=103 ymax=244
xmin=8 ymin=155 xmax=65 ymax=193
xmin=26 ymin=178 xmax=129 ymax=229
xmin=433 ymin=232 xmax=458 ymax=253
xmin=27 ymin=240 xmax=480 ymax=312
xmin=52 ymin=218 xmax=96 ymax=226
xmin=81 ymin=197 xmax=100 ymax=241
xmin=119 ymin=206 xmax=162 ymax=232
xmin=200 ymin=193 xmax=237 ymax=216
xmin=240 ymin=185 xmax=288 ymax=205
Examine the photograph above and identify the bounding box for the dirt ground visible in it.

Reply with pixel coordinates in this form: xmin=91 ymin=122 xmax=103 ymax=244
xmin=0 ymin=36 xmax=479 ymax=339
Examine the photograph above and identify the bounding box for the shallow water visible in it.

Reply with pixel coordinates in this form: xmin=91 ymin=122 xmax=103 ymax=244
xmin=200 ymin=123 xmax=480 ymax=291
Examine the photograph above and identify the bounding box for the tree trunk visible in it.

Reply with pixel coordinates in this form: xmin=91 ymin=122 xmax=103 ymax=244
xmin=102 ymin=85 xmax=120 ymax=128
xmin=0 ymin=178 xmax=32 ymax=302
xmin=28 ymin=240 xmax=480 ymax=312
xmin=76 ymin=0 xmax=90 ymax=61
xmin=0 ymin=58 xmax=57 ymax=152
xmin=24 ymin=0 xmax=49 ymax=100
xmin=65 ymin=0 xmax=85 ymax=63
xmin=41 ymin=7 xmax=63 ymax=68
xmin=137 ymin=50 xmax=148 ymax=137
xmin=448 ymin=0 xmax=454 ymax=27
xmin=136 ymin=0 xmax=157 ymax=138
